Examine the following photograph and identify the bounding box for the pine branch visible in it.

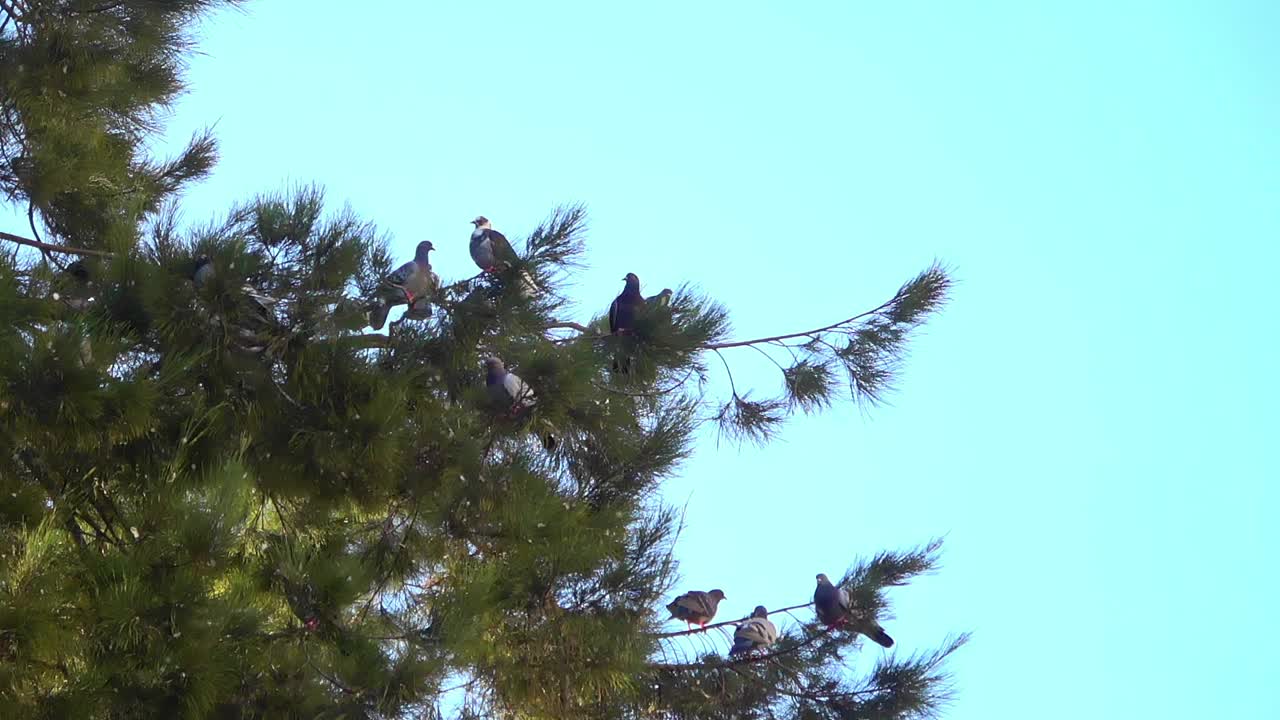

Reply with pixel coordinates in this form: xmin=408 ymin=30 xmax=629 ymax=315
xmin=704 ymin=263 xmax=950 ymax=351
xmin=0 ymin=230 xmax=115 ymax=258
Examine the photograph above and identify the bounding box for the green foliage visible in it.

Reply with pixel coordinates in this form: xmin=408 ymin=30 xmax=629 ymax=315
xmin=0 ymin=3 xmax=961 ymax=719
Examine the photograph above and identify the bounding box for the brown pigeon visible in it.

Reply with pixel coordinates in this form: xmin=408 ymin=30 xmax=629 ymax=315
xmin=666 ymin=588 xmax=726 ymax=630
xmin=730 ymin=605 xmax=779 ymax=656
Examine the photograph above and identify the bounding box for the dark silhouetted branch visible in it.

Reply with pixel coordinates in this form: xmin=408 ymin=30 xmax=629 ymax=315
xmin=1 ymin=230 xmax=115 ymax=258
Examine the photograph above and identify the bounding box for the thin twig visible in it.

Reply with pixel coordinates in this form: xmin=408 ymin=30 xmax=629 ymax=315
xmin=711 ymin=348 xmax=737 ymax=397
xmin=702 ymin=295 xmax=901 ymax=350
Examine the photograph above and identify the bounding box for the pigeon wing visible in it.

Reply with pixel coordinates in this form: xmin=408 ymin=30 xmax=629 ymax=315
xmin=676 ymin=591 xmax=710 ymax=617
xmin=487 ymin=229 xmax=516 ymax=263
xmin=386 ymin=259 xmax=418 ymax=287
xmin=837 ymin=586 xmax=852 ymax=615
xmin=504 ymin=372 xmax=536 ymax=408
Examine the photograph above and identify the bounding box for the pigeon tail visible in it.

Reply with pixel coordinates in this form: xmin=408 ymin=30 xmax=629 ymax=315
xmin=516 ymin=268 xmax=541 ymax=297
xmin=729 ymin=638 xmax=755 ymax=656
xmin=869 ymin=628 xmax=894 ymax=648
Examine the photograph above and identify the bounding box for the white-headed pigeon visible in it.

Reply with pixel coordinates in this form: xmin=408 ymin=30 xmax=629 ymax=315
xmin=814 ymin=573 xmax=894 ymax=648
xmin=609 ymin=273 xmax=645 ymax=335
xmin=470 ymin=216 xmax=540 ymax=295
xmin=469 ymin=216 xmax=516 ymax=272
xmin=646 ymin=288 xmax=673 ymax=308
xmin=730 ymin=606 xmax=779 ymax=656
xmin=369 ymin=240 xmax=438 ymax=331
xmin=666 ymin=588 xmax=726 ymax=630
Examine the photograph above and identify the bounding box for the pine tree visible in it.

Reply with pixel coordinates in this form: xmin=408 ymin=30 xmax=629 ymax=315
xmin=1 ymin=3 xmax=964 ymax=719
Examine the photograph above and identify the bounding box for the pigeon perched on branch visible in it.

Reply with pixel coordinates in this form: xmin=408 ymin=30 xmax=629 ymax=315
xmin=191 ymin=256 xmax=277 ymax=319
xmin=484 ymin=357 xmax=536 ymax=417
xmin=484 ymin=357 xmax=556 ymax=449
xmin=470 ymin=216 xmax=540 ymax=295
xmin=369 ymin=240 xmax=438 ymax=331
xmin=646 ymin=288 xmax=673 ymax=308
xmin=192 ymin=255 xmax=216 ymax=289
xmin=730 ymin=605 xmax=779 ymax=656
xmin=609 ymin=273 xmax=644 ymax=335
xmin=666 ymin=588 xmax=726 ymax=630
xmin=814 ymin=573 xmax=894 ymax=648
xmin=609 ymin=273 xmax=647 ymax=374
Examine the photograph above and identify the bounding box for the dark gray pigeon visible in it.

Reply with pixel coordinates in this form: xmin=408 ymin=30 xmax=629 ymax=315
xmin=814 ymin=573 xmax=894 ymax=648
xmin=645 ymin=288 xmax=673 ymax=308
xmin=609 ymin=273 xmax=645 ymax=335
xmin=470 ymin=217 xmax=540 ymax=295
xmin=369 ymin=241 xmax=438 ymax=331
xmin=666 ymin=588 xmax=726 ymax=630
xmin=730 ymin=606 xmax=779 ymax=656
xmin=52 ymin=260 xmax=96 ymax=311
xmin=192 ymin=255 xmax=216 ymax=289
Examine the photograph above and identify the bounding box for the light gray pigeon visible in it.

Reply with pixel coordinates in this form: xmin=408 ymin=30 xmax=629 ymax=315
xmin=666 ymin=589 xmax=726 ymax=630
xmin=369 ymin=241 xmax=438 ymax=331
xmin=730 ymin=606 xmax=779 ymax=656
xmin=483 ymin=357 xmax=557 ymax=450
xmin=485 ymin=357 xmax=536 ymax=417
xmin=470 ymin=217 xmax=540 ymax=296
xmin=645 ymin=288 xmax=673 ymax=308
xmin=814 ymin=573 xmax=894 ymax=648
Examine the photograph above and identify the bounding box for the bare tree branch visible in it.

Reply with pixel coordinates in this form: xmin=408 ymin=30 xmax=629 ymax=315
xmin=1 ymin=230 xmax=115 ymax=258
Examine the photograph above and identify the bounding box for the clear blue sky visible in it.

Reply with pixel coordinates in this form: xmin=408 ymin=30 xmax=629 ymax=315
xmin=19 ymin=1 xmax=1280 ymax=716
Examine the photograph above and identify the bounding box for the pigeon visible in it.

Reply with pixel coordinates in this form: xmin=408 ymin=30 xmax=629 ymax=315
xmin=470 ymin=216 xmax=540 ymax=295
xmin=814 ymin=573 xmax=894 ymax=648
xmin=190 ymin=256 xmax=276 ymax=319
xmin=666 ymin=589 xmax=726 ymax=630
xmin=369 ymin=240 xmax=439 ymax=331
xmin=609 ymin=273 xmax=645 ymax=335
xmin=485 ymin=357 xmax=557 ymax=449
xmin=192 ymin=255 xmax=216 ymax=289
xmin=469 ymin=216 xmax=517 ymax=272
xmin=485 ymin=356 xmax=536 ymax=417
xmin=53 ymin=260 xmax=96 ymax=311
xmin=646 ymin=288 xmax=673 ymax=308
xmin=730 ymin=606 xmax=779 ymax=656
